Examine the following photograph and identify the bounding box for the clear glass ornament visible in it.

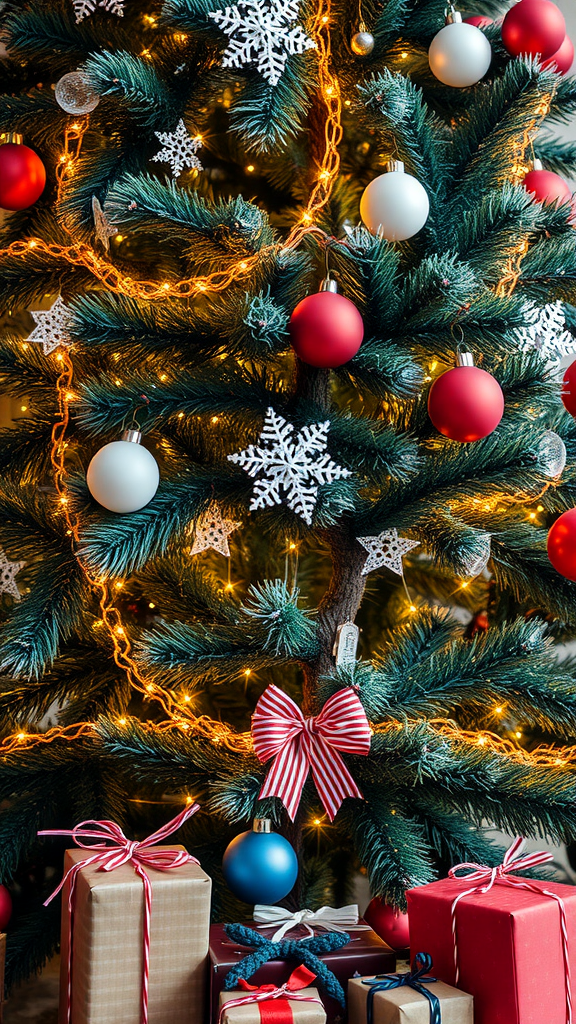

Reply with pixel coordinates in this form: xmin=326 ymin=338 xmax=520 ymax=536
xmin=460 ymin=533 xmax=491 ymax=576
xmin=537 ymin=430 xmax=567 ymax=479
xmin=55 ymin=71 xmax=100 ymax=115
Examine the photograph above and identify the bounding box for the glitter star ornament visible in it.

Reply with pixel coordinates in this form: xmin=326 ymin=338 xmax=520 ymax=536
xmin=190 ymin=504 xmax=242 ymax=557
xmin=516 ymin=301 xmax=576 ymax=364
xmin=92 ymin=196 xmax=117 ymax=251
xmin=152 ymin=120 xmax=203 ymax=179
xmin=0 ymin=548 xmax=24 ymax=601
xmin=208 ymin=0 xmax=316 ymax=86
xmin=72 ymin=0 xmax=124 ymax=23
xmin=28 ymin=297 xmax=73 ymax=356
xmin=358 ymin=529 xmax=419 ymax=576
xmin=228 ymin=407 xmax=351 ymax=525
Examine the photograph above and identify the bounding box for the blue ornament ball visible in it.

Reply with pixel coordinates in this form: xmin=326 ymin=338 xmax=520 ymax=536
xmin=222 ymin=819 xmax=298 ymax=905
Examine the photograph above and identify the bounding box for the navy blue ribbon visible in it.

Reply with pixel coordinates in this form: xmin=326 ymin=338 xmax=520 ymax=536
xmin=362 ymin=952 xmax=441 ymax=1024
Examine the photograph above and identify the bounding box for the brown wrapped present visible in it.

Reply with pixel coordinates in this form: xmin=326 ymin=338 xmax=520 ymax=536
xmin=348 ymin=957 xmax=473 ymax=1024
xmin=218 ymin=966 xmax=326 ymax=1023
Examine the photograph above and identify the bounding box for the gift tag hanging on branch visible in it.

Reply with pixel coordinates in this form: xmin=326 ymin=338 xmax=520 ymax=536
xmin=333 ymin=622 xmax=360 ymax=668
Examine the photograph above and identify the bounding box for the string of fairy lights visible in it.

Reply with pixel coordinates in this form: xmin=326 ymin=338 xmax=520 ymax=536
xmin=0 ymin=11 xmax=572 ymax=779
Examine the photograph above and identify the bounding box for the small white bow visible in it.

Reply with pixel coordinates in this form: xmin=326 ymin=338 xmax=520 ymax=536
xmin=253 ymin=904 xmax=370 ymax=943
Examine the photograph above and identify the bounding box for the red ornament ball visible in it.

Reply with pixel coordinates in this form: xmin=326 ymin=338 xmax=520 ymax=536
xmin=501 ymin=0 xmax=565 ymax=59
xmin=0 ymin=142 xmax=46 ymax=211
xmin=562 ymin=358 xmax=576 ymax=417
xmin=289 ymin=290 xmax=364 ymax=368
xmin=548 ymin=508 xmax=576 ymax=580
xmin=428 ymin=365 xmax=504 ymax=443
xmin=542 ymin=34 xmax=575 ymax=74
xmin=464 ymin=15 xmax=493 ymax=28
xmin=0 ymin=886 xmax=12 ymax=931
xmin=365 ymin=898 xmax=410 ymax=950
xmin=523 ymin=167 xmax=573 ymax=207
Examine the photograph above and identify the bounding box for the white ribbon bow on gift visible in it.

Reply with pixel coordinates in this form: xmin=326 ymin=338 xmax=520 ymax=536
xmin=253 ymin=904 xmax=370 ymax=942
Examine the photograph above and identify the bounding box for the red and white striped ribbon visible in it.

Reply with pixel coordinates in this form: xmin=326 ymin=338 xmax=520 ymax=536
xmin=449 ymin=836 xmax=572 ymax=1024
xmin=252 ymin=685 xmax=371 ymax=821
xmin=218 ymin=965 xmax=323 ymax=1024
xmin=39 ymin=803 xmax=200 ymax=1024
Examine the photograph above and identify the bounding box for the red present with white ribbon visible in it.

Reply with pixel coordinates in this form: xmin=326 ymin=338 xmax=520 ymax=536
xmin=251 ymin=685 xmax=371 ymax=821
xmin=407 ymin=836 xmax=576 ymax=1024
xmin=219 ymin=966 xmax=326 ymax=1023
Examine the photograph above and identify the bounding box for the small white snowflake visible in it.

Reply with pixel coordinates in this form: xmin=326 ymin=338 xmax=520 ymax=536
xmin=189 ymin=504 xmax=242 ymax=557
xmin=358 ymin=529 xmax=419 ymax=576
xmin=72 ymin=0 xmax=124 ymax=23
xmin=228 ymin=407 xmax=351 ymax=525
xmin=516 ymin=301 xmax=576 ymax=364
xmin=28 ymin=297 xmax=73 ymax=356
xmin=152 ymin=120 xmax=203 ymax=179
xmin=92 ymin=196 xmax=117 ymax=252
xmin=208 ymin=0 xmax=316 ymax=86
xmin=0 ymin=549 xmax=24 ymax=602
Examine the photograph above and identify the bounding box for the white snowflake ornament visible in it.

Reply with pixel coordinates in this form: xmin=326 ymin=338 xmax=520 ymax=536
xmin=228 ymin=407 xmax=351 ymax=525
xmin=152 ymin=120 xmax=203 ymax=179
xmin=92 ymin=196 xmax=117 ymax=251
xmin=190 ymin=504 xmax=242 ymax=557
xmin=72 ymin=0 xmax=124 ymax=23
xmin=28 ymin=297 xmax=73 ymax=356
xmin=208 ymin=0 xmax=316 ymax=86
xmin=516 ymin=301 xmax=576 ymax=365
xmin=0 ymin=548 xmax=24 ymax=601
xmin=358 ymin=529 xmax=419 ymax=576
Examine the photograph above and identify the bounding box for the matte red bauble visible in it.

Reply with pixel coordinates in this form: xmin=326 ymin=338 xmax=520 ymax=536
xmin=0 ymin=136 xmax=46 ymax=211
xmin=523 ymin=164 xmax=573 ymax=207
xmin=428 ymin=354 xmax=504 ymax=443
xmin=542 ymin=34 xmax=575 ymax=74
xmin=501 ymin=0 xmax=565 ymax=59
xmin=548 ymin=508 xmax=576 ymax=580
xmin=365 ymin=897 xmax=410 ymax=950
xmin=0 ymin=885 xmax=12 ymax=931
xmin=289 ymin=280 xmax=364 ymax=368
xmin=464 ymin=15 xmax=493 ymax=28
xmin=562 ymin=358 xmax=576 ymax=417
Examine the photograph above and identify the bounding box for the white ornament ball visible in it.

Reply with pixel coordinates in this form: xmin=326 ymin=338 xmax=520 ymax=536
xmin=428 ymin=21 xmax=492 ymax=88
xmin=55 ymin=71 xmax=100 ymax=115
xmin=351 ymin=30 xmax=375 ymax=55
xmin=360 ymin=162 xmax=430 ymax=241
xmin=87 ymin=432 xmax=159 ymax=513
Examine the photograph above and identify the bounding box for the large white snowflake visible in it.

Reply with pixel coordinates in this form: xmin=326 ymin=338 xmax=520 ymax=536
xmin=208 ymin=0 xmax=316 ymax=87
xmin=189 ymin=504 xmax=242 ymax=557
xmin=228 ymin=407 xmax=351 ymax=525
xmin=28 ymin=297 xmax=73 ymax=356
xmin=516 ymin=301 xmax=576 ymax=364
xmin=358 ymin=529 xmax=419 ymax=576
xmin=72 ymin=0 xmax=124 ymax=23
xmin=152 ymin=120 xmax=203 ymax=179
xmin=0 ymin=548 xmax=24 ymax=602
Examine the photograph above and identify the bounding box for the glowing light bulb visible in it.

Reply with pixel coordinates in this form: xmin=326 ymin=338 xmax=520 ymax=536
xmin=313 ymin=818 xmax=321 ymax=826
xmin=148 ymin=602 xmax=156 ymax=609
xmin=246 ymin=164 xmax=255 ymax=172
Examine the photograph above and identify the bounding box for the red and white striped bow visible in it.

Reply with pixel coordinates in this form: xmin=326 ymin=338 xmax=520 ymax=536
xmin=252 ymin=685 xmax=371 ymax=821
xmin=39 ymin=802 xmax=200 ymax=1024
xmin=449 ymin=836 xmax=572 ymax=1024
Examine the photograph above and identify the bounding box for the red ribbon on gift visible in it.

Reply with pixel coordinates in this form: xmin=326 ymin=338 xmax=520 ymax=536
xmin=39 ymin=802 xmax=200 ymax=1024
xmin=219 ymin=965 xmax=323 ymax=1023
xmin=449 ymin=836 xmax=572 ymax=1024
xmin=252 ymin=685 xmax=371 ymax=821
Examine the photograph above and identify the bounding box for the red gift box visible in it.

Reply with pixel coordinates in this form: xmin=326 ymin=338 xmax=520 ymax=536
xmin=407 ymin=839 xmax=576 ymax=1024
xmin=209 ymin=921 xmax=396 ymax=1024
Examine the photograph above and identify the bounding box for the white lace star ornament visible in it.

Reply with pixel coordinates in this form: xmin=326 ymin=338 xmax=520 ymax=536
xmin=358 ymin=529 xmax=419 ymax=576
xmin=516 ymin=301 xmax=576 ymax=365
xmin=190 ymin=504 xmax=242 ymax=557
xmin=152 ymin=120 xmax=203 ymax=178
xmin=28 ymin=297 xmax=73 ymax=356
xmin=92 ymin=196 xmax=117 ymax=252
xmin=208 ymin=0 xmax=316 ymax=86
xmin=228 ymin=407 xmax=351 ymax=526
xmin=0 ymin=549 xmax=24 ymax=601
xmin=72 ymin=0 xmax=124 ymax=23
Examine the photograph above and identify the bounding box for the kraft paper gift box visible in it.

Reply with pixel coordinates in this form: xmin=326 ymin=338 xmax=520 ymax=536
xmin=219 ymin=983 xmax=327 ymax=1023
xmin=348 ymin=974 xmax=473 ymax=1024
xmin=59 ymin=845 xmax=211 ymax=1024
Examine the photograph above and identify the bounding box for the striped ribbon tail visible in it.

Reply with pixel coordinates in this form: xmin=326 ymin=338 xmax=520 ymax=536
xmin=252 ymin=685 xmax=371 ymax=821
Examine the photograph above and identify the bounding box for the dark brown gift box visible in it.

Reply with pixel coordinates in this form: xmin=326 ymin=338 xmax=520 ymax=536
xmin=209 ymin=922 xmax=396 ymax=1024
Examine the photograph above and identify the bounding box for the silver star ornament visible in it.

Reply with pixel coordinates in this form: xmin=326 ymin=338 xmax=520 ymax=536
xmin=0 ymin=549 xmax=24 ymax=601
xmin=190 ymin=504 xmax=242 ymax=557
xmin=358 ymin=529 xmax=419 ymax=576
xmin=28 ymin=297 xmax=73 ymax=356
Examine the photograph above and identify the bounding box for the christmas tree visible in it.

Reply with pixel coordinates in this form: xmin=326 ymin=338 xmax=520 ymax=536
xmin=1 ymin=0 xmax=576 ymax=990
